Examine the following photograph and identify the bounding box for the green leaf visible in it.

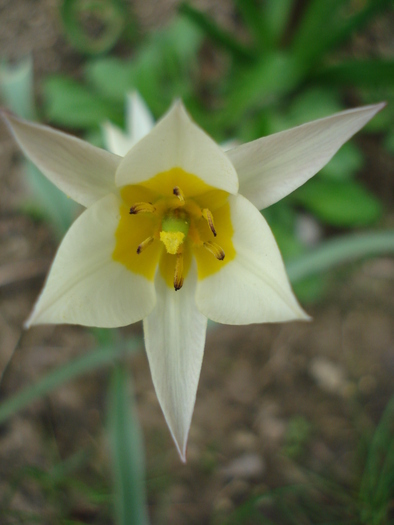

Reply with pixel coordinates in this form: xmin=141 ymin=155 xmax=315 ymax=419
xmin=85 ymin=57 xmax=136 ymax=103
xmin=262 ymin=0 xmax=294 ymax=46
xmin=178 ymin=2 xmax=255 ymax=61
xmin=359 ymin=395 xmax=394 ymax=524
xmin=313 ymin=60 xmax=394 ymax=89
xmin=294 ymin=179 xmax=382 ymax=227
xmin=233 ymin=0 xmax=271 ymax=50
xmin=292 ymin=274 xmax=328 ymax=304
xmin=108 ymin=367 xmax=149 ymax=525
xmin=287 ymin=88 xmax=342 ymax=125
xmin=86 ymin=17 xmax=202 ymax=114
xmin=23 ymin=162 xmax=79 ymax=237
xmin=43 ymin=75 xmax=121 ymax=128
xmin=0 ymin=56 xmax=36 ymax=120
xmin=291 ymin=0 xmax=392 ymax=67
xmin=60 ymin=0 xmax=127 ymax=55
xmin=320 ymin=143 xmax=363 ymax=181
xmin=0 ymin=339 xmax=140 ymax=424
xmin=223 ymin=52 xmax=302 ymax=125
xmin=286 ymin=230 xmax=394 ymax=284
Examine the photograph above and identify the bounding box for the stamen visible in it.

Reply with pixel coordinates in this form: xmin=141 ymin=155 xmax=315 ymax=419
xmin=174 ymin=252 xmax=184 ymax=291
xmin=129 ymin=202 xmax=156 ymax=215
xmin=173 ymin=186 xmax=185 ymax=204
xmin=202 ymin=208 xmax=217 ymax=236
xmin=203 ymin=241 xmax=225 ymax=260
xmin=136 ymin=236 xmax=154 ymax=254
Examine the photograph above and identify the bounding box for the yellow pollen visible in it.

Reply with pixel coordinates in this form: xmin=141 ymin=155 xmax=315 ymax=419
xmin=173 ymin=186 xmax=185 ymax=204
xmin=203 ymin=241 xmax=225 ymax=260
xmin=129 ymin=202 xmax=156 ymax=214
xmin=160 ymin=231 xmax=185 ymax=255
xmin=137 ymin=236 xmax=154 ymax=254
xmin=202 ymin=208 xmax=217 ymax=236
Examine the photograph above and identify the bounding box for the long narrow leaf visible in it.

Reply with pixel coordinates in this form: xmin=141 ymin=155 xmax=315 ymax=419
xmin=262 ymin=0 xmax=294 ymax=46
xmin=108 ymin=366 xmax=149 ymax=525
xmin=178 ymin=2 xmax=255 ymax=61
xmin=291 ymin=0 xmax=392 ymax=67
xmin=0 ymin=56 xmax=36 ymax=120
xmin=312 ymin=60 xmax=394 ymax=88
xmin=359 ymin=395 xmax=394 ymax=523
xmin=0 ymin=339 xmax=140 ymax=424
xmin=233 ymin=0 xmax=272 ymax=50
xmin=286 ymin=230 xmax=394 ymax=283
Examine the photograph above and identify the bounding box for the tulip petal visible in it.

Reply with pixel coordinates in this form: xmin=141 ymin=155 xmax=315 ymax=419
xmin=102 ymin=92 xmax=155 ymax=156
xmin=116 ymin=101 xmax=239 ymax=194
xmin=143 ymin=262 xmax=207 ymax=461
xmin=227 ymin=103 xmax=385 ymax=210
xmin=127 ymin=91 xmax=155 ymax=144
xmin=196 ymin=194 xmax=309 ymax=324
xmin=102 ymin=121 xmax=135 ymax=157
xmin=25 ymin=193 xmax=156 ymax=328
xmin=2 ymin=112 xmax=121 ymax=207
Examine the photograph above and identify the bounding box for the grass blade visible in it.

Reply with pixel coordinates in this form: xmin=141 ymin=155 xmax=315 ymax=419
xmin=108 ymin=366 xmax=149 ymax=525
xmin=0 ymin=339 xmax=140 ymax=424
xmin=312 ymin=60 xmax=394 ymax=88
xmin=0 ymin=55 xmax=36 ymax=120
xmin=178 ymin=2 xmax=255 ymax=61
xmin=286 ymin=230 xmax=394 ymax=283
xmin=291 ymin=0 xmax=391 ymax=67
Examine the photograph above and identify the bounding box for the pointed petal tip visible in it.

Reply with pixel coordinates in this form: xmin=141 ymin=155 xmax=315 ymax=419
xmin=173 ymin=435 xmax=188 ymax=463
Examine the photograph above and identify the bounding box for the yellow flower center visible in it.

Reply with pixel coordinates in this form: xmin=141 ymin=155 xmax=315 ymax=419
xmin=112 ymin=167 xmax=235 ymax=290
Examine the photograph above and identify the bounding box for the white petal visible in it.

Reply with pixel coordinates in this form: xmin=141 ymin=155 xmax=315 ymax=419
xmin=2 ymin=112 xmax=121 ymax=207
xmin=196 ymin=194 xmax=309 ymax=324
xmin=116 ymin=100 xmax=239 ymax=194
xmin=26 ymin=193 xmax=156 ymax=328
xmin=227 ymin=103 xmax=385 ymax=210
xmin=127 ymin=91 xmax=155 ymax=143
xmin=102 ymin=121 xmax=136 ymax=156
xmin=143 ymin=262 xmax=207 ymax=461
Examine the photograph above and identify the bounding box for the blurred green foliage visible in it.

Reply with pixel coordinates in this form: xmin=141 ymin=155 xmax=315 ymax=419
xmin=219 ymin=394 xmax=394 ymax=525
xmin=1 ymin=2 xmax=393 ymax=524
xmin=38 ymin=0 xmax=393 ymax=304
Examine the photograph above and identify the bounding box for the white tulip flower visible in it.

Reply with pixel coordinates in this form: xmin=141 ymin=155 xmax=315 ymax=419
xmin=2 ymin=100 xmax=384 ymax=461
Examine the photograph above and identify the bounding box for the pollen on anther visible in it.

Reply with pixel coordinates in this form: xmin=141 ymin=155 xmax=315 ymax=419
xmin=173 ymin=186 xmax=185 ymax=204
xmin=203 ymin=241 xmax=225 ymax=261
xmin=202 ymin=208 xmax=217 ymax=236
xmin=137 ymin=236 xmax=154 ymax=254
xmin=130 ymin=202 xmax=156 ymax=215
xmin=174 ymin=252 xmax=184 ymax=291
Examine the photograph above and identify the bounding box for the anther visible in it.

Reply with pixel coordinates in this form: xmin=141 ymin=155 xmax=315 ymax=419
xmin=174 ymin=252 xmax=184 ymax=291
xmin=136 ymin=236 xmax=154 ymax=254
xmin=173 ymin=186 xmax=185 ymax=204
xmin=129 ymin=202 xmax=156 ymax=215
xmin=202 ymin=208 xmax=217 ymax=236
xmin=203 ymin=241 xmax=225 ymax=260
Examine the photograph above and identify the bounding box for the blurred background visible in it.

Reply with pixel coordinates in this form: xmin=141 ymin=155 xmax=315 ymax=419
xmin=0 ymin=0 xmax=393 ymax=523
